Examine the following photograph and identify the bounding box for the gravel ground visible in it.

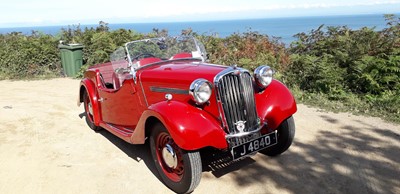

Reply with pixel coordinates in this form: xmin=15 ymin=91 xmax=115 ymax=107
xmin=0 ymin=78 xmax=399 ymax=194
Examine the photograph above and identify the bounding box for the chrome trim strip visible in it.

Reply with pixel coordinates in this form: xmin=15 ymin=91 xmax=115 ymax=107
xmin=124 ymin=43 xmax=133 ymax=67
xmin=108 ymin=124 xmax=133 ymax=136
xmin=213 ymin=69 xmax=230 ymax=130
xmin=138 ymin=72 xmax=149 ymax=107
xmin=198 ymin=63 xmax=227 ymax=68
xmin=135 ymin=58 xmax=202 ymax=71
xmin=213 ymin=66 xmax=251 ymax=84
xmin=136 ymin=60 xmax=225 ymax=73
xmin=225 ymin=123 xmax=266 ymax=139
xmin=150 ymin=86 xmax=189 ymax=95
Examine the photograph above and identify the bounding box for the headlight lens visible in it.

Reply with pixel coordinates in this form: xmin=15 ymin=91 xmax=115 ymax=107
xmin=189 ymin=79 xmax=212 ymax=105
xmin=254 ymin=65 xmax=273 ymax=88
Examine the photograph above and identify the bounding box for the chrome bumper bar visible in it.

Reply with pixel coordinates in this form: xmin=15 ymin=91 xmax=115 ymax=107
xmin=225 ymin=122 xmax=266 ymax=139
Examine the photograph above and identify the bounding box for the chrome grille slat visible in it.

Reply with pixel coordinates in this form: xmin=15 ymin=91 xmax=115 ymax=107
xmin=216 ymin=69 xmax=259 ymax=137
xmin=231 ymin=76 xmax=241 ymax=127
xmin=241 ymin=73 xmax=258 ymax=128
xmin=226 ymin=76 xmax=236 ymax=130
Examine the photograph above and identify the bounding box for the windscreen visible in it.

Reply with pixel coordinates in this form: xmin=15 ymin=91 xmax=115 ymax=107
xmin=125 ymin=36 xmax=207 ymax=68
xmin=110 ymin=46 xmax=129 ymax=72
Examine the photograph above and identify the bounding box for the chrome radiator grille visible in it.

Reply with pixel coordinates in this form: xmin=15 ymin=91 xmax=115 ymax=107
xmin=216 ymin=70 xmax=259 ymax=136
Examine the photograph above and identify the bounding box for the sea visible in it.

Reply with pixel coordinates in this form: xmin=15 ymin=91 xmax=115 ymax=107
xmin=0 ymin=14 xmax=396 ymax=45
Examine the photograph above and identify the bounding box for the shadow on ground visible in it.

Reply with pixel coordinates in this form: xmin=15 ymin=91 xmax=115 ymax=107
xmin=96 ymin=129 xmax=162 ymax=181
xmin=83 ymin=112 xmax=399 ymax=194
xmin=79 ymin=112 xmax=161 ymax=182
xmin=201 ymin=115 xmax=400 ymax=194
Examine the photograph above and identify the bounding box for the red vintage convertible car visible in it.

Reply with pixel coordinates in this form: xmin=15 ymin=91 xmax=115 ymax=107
xmin=78 ymin=36 xmax=296 ymax=193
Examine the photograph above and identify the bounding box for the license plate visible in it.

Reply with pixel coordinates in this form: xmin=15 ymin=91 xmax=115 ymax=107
xmin=231 ymin=131 xmax=277 ymax=160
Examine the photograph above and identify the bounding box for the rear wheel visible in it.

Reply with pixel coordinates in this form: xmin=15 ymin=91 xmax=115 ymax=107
xmin=259 ymin=116 xmax=295 ymax=156
xmin=83 ymin=91 xmax=101 ymax=131
xmin=150 ymin=123 xmax=202 ymax=194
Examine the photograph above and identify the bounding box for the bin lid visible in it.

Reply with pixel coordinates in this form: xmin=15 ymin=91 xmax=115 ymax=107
xmin=58 ymin=43 xmax=84 ymax=50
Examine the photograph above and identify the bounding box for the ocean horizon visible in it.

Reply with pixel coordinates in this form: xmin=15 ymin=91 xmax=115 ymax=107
xmin=0 ymin=14 xmax=397 ymax=44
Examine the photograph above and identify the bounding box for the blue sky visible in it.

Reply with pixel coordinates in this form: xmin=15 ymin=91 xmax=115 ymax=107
xmin=1 ymin=0 xmax=399 ymax=27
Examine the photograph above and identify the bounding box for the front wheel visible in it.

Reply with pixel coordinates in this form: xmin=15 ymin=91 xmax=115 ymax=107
xmin=83 ymin=91 xmax=101 ymax=131
xmin=259 ymin=116 xmax=295 ymax=156
xmin=150 ymin=123 xmax=202 ymax=194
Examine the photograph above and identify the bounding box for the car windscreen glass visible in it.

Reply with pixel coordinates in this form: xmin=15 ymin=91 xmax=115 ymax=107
xmin=110 ymin=46 xmax=129 ymax=72
xmin=125 ymin=36 xmax=206 ymax=67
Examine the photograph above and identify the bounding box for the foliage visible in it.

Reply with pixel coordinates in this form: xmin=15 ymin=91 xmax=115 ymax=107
xmin=0 ymin=16 xmax=398 ymax=122
xmin=0 ymin=31 xmax=61 ymax=79
xmin=291 ymin=87 xmax=400 ymax=123
xmin=0 ymin=22 xmax=143 ymax=80
xmin=197 ymin=32 xmax=289 ymax=73
xmin=59 ymin=21 xmax=144 ymax=68
xmin=287 ymin=14 xmax=400 ymax=122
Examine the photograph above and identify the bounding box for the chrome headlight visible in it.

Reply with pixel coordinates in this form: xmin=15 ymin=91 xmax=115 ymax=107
xmin=254 ymin=65 xmax=274 ymax=88
xmin=189 ymin=79 xmax=212 ymax=105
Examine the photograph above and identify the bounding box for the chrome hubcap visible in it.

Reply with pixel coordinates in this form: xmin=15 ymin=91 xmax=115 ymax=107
xmin=88 ymin=102 xmax=93 ymax=115
xmin=162 ymin=144 xmax=178 ymax=169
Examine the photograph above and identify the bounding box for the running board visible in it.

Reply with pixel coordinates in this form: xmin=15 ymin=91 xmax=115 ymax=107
xmin=99 ymin=122 xmax=135 ymax=143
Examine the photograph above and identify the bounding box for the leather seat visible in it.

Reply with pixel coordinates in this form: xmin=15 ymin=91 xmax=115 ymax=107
xmin=170 ymin=52 xmax=192 ymax=60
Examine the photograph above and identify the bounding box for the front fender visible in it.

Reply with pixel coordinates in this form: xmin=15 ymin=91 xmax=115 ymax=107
xmin=255 ymin=80 xmax=297 ymax=130
xmin=132 ymin=101 xmax=228 ymax=150
xmin=78 ymin=78 xmax=101 ymax=125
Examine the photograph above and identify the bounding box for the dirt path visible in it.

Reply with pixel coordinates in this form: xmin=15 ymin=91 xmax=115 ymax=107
xmin=0 ymin=78 xmax=399 ymax=194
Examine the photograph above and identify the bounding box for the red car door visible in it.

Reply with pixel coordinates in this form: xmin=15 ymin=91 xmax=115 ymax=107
xmin=98 ymin=79 xmax=142 ymax=127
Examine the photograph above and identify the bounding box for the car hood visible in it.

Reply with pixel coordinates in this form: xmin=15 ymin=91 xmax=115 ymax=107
xmin=138 ymin=60 xmax=227 ymax=119
xmin=138 ymin=60 xmax=227 ymax=88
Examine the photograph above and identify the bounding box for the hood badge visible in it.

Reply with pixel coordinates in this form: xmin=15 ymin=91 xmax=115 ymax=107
xmin=234 ymin=121 xmax=247 ymax=133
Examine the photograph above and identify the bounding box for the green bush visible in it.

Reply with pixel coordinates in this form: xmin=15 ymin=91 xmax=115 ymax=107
xmin=59 ymin=21 xmax=144 ymax=68
xmin=0 ymin=16 xmax=398 ymax=122
xmin=197 ymin=32 xmax=289 ymax=72
xmin=286 ymin=14 xmax=400 ymax=122
xmin=0 ymin=32 xmax=61 ymax=79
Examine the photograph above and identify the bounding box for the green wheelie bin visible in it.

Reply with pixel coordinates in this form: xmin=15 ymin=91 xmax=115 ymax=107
xmin=58 ymin=43 xmax=84 ymax=77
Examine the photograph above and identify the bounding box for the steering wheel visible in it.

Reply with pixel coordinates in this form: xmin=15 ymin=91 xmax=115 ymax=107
xmin=131 ymin=53 xmax=156 ymax=61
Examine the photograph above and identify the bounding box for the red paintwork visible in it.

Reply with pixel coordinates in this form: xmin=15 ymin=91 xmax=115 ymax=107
xmin=146 ymin=101 xmax=228 ymax=150
xmin=138 ymin=57 xmax=162 ymax=66
xmin=79 ymin=76 xmax=101 ymax=125
xmin=255 ymin=80 xmax=297 ymax=130
xmin=78 ymin=59 xmax=296 ymax=151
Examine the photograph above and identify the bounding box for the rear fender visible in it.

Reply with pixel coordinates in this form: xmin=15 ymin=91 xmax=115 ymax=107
xmin=130 ymin=101 xmax=228 ymax=150
xmin=255 ymin=80 xmax=297 ymax=130
xmin=78 ymin=78 xmax=101 ymax=125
